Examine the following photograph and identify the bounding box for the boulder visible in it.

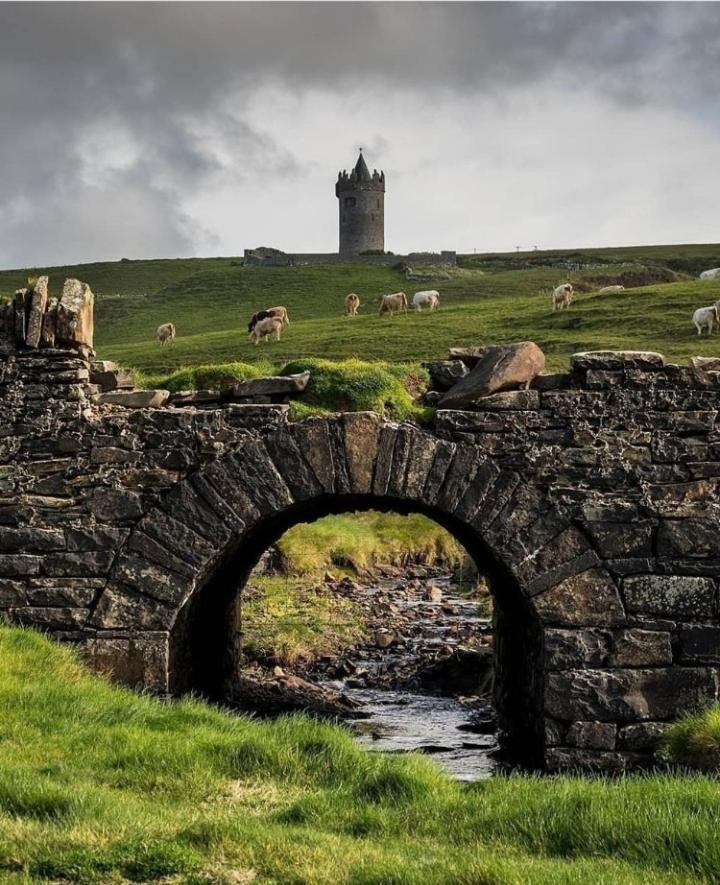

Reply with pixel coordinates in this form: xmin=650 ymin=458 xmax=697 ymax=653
xmin=56 ymin=278 xmax=94 ymax=350
xmin=226 ymin=371 xmax=311 ymax=401
xmin=571 ymin=351 xmax=665 ymax=372
xmin=448 ymin=346 xmax=489 ymax=367
xmin=13 ymin=289 xmax=28 ymax=342
xmin=439 ymin=342 xmax=545 ymax=408
xmin=422 ymin=360 xmax=468 ymax=390
xmin=24 ymin=276 xmax=48 ymax=349
xmin=94 ymin=389 xmax=170 ymax=408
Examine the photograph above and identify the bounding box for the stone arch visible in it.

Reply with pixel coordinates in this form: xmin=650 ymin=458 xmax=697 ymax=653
xmin=91 ymin=413 xmax=616 ymax=768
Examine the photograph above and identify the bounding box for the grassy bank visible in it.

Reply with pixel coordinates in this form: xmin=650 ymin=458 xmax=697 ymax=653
xmin=3 ymin=246 xmax=720 ymax=376
xmin=241 ymin=511 xmax=465 ymax=666
xmin=273 ymin=511 xmax=464 ymax=575
xmin=0 ymin=626 xmax=719 ymax=883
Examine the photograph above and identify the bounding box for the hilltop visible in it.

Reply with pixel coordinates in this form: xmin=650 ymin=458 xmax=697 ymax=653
xmin=1 ymin=243 xmax=720 ymax=375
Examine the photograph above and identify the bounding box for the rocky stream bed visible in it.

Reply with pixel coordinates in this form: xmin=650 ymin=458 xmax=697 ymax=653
xmin=231 ymin=567 xmax=500 ymax=780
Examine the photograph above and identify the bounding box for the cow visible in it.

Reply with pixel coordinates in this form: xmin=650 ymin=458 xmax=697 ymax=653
xmin=699 ymin=268 xmax=720 ymax=281
xmin=250 ymin=316 xmax=284 ymax=345
xmin=597 ymin=285 xmax=625 ymax=294
xmin=156 ymin=322 xmax=175 ymax=346
xmin=379 ymin=292 xmax=408 ymax=316
xmin=345 ymin=293 xmax=360 ymax=316
xmin=552 ymin=283 xmax=574 ymax=311
xmin=248 ymin=306 xmax=290 ymax=336
xmin=692 ymin=304 xmax=720 ymax=336
xmin=412 ymin=290 xmax=440 ymax=311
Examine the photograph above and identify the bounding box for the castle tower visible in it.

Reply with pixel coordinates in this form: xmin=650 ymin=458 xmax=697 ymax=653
xmin=335 ymin=150 xmax=385 ymax=257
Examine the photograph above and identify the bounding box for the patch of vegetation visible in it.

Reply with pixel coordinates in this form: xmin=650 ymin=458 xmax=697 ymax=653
xmin=137 ymin=360 xmax=271 ymax=393
xmin=240 ymin=576 xmax=366 ymax=667
xmin=659 ymin=704 xmax=720 ymax=771
xmin=1 ymin=626 xmax=720 ymax=883
xmin=275 ymin=511 xmax=464 ymax=576
xmin=280 ymin=357 xmax=429 ymax=419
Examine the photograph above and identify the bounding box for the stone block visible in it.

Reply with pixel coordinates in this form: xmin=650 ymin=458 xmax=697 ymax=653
xmin=617 ymin=722 xmax=668 ymax=751
xmin=545 ymin=748 xmax=642 ymax=773
xmin=610 ymin=629 xmax=673 ymax=667
xmin=82 ymin=634 xmax=169 ymax=691
xmin=545 ymin=667 xmax=716 ymax=722
xmin=657 ymin=519 xmax=720 ymax=558
xmin=571 ymin=351 xmax=666 ymax=371
xmin=56 ymin=278 xmax=94 ymax=350
xmin=95 ymin=389 xmax=170 ymax=408
xmin=88 ymin=488 xmax=144 ymax=522
xmin=24 ymin=276 xmax=48 ymax=349
xmin=544 ymin=628 xmax=611 ymax=669
xmin=90 ymin=368 xmax=135 ymax=391
xmin=623 ymin=575 xmax=716 ymax=618
xmin=534 ymin=568 xmax=626 ymax=626
xmin=229 ymin=370 xmax=310 ymax=400
xmin=585 ymin=520 xmax=655 ymax=558
xmin=677 ymin=625 xmax=720 ymax=663
xmin=566 ymin=721 xmax=617 ymax=750
xmin=343 ymin=412 xmax=381 ymax=494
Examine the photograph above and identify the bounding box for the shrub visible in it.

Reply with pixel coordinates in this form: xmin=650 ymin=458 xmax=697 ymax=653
xmin=279 ymin=357 xmax=428 ymax=419
xmin=659 ymin=705 xmax=720 ymax=771
xmin=138 ymin=361 xmax=268 ymax=393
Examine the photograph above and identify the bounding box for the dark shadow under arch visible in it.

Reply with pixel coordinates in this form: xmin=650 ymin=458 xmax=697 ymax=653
xmin=169 ymin=492 xmax=545 ymax=769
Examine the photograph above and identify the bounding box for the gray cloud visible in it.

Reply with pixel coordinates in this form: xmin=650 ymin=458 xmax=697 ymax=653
xmin=0 ymin=2 xmax=718 ymax=266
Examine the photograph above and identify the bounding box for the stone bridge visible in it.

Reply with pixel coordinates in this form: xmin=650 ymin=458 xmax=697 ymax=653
xmin=2 ymin=320 xmax=720 ymax=771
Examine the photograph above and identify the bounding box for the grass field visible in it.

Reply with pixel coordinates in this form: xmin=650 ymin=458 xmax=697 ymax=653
xmin=3 ymin=244 xmax=720 ymax=376
xmin=2 ymin=626 xmax=720 ymax=884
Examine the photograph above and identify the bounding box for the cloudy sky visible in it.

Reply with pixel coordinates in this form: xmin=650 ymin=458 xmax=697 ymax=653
xmin=1 ymin=2 xmax=718 ymax=268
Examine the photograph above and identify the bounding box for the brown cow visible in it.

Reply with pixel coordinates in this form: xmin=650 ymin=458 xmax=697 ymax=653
xmin=379 ymin=292 xmax=408 ymax=316
xmin=345 ymin=293 xmax=360 ymax=316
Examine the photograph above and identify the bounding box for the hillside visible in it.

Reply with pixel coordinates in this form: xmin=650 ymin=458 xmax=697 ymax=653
xmin=0 ymin=625 xmax=719 ymax=883
xmin=1 ymin=244 xmax=720 ymax=374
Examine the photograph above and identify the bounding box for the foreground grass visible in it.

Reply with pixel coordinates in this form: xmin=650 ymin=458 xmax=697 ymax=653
xmin=1 ymin=626 xmax=720 ymax=883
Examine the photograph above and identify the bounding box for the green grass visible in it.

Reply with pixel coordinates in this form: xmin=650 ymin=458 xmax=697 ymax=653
xmin=1 ymin=626 xmax=720 ymax=883
xmin=274 ymin=511 xmax=463 ymax=576
xmin=660 ymin=705 xmax=720 ymax=772
xmin=240 ymin=575 xmax=367 ymax=667
xmin=4 ymin=246 xmax=720 ymax=378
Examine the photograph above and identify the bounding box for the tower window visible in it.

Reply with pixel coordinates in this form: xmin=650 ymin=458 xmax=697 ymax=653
xmin=344 ymin=197 xmax=356 ymax=208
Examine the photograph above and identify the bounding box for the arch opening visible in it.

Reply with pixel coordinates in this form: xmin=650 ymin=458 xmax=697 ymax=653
xmin=169 ymin=494 xmax=545 ymax=771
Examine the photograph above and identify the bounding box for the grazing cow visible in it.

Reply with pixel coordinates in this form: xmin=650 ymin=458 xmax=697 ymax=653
xmin=699 ymin=268 xmax=720 ymax=280
xmin=248 ymin=306 xmax=290 ymax=336
xmin=250 ymin=316 xmax=284 ymax=345
xmin=345 ymin=293 xmax=360 ymax=316
xmin=156 ymin=322 xmax=175 ymax=346
xmin=597 ymin=285 xmax=625 ymax=294
xmin=692 ymin=304 xmax=720 ymax=336
xmin=552 ymin=283 xmax=574 ymax=311
xmin=412 ymin=290 xmax=440 ymax=311
xmin=378 ymin=292 xmax=408 ymax=316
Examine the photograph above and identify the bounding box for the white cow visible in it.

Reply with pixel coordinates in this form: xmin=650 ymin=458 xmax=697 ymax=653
xmin=699 ymin=268 xmax=720 ymax=280
xmin=597 ymin=285 xmax=625 ymax=294
xmin=412 ymin=290 xmax=440 ymax=311
xmin=552 ymin=283 xmax=574 ymax=311
xmin=156 ymin=322 xmax=175 ymax=346
xmin=379 ymin=292 xmax=408 ymax=316
xmin=692 ymin=304 xmax=720 ymax=336
xmin=251 ymin=316 xmax=283 ymax=345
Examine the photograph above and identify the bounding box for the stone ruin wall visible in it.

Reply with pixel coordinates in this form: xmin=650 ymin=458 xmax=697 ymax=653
xmin=1 ymin=278 xmax=720 ymax=772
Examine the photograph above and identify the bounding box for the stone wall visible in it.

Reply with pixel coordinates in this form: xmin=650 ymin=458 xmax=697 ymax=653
xmin=243 ymin=249 xmax=457 ymax=268
xmin=1 ymin=330 xmax=720 ymax=772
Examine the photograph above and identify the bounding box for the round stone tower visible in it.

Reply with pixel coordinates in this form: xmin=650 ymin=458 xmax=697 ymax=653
xmin=336 ymin=150 xmax=385 ymax=257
